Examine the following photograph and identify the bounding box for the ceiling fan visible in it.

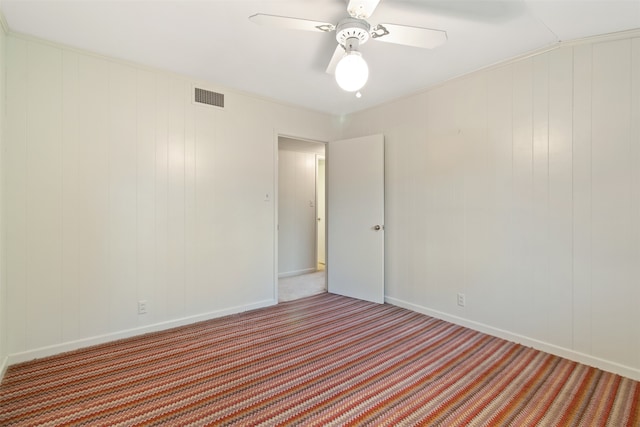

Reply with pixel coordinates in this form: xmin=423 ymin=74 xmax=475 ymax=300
xmin=249 ymin=0 xmax=447 ymax=93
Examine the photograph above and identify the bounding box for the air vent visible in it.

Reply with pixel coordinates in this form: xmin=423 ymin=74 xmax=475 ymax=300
xmin=194 ymin=87 xmax=224 ymax=108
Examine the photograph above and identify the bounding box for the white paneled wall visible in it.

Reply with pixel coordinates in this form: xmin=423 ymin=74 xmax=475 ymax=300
xmin=0 ymin=21 xmax=7 ymax=372
xmin=278 ymin=148 xmax=317 ymax=277
xmin=342 ymin=34 xmax=640 ymax=380
xmin=3 ymin=35 xmax=335 ymax=360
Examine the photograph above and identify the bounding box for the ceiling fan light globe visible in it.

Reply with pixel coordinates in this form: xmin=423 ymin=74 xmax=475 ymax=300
xmin=335 ymin=52 xmax=369 ymax=92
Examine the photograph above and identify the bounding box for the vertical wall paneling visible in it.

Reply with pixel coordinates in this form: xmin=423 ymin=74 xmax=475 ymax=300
xmin=278 ymin=147 xmax=319 ymax=276
xmin=423 ymin=88 xmax=445 ymax=309
xmin=154 ymin=74 xmax=170 ymax=320
xmin=243 ymin=122 xmax=277 ymax=304
xmin=5 ymin=37 xmax=27 ymax=353
xmin=406 ymin=99 xmax=427 ymax=305
xmin=292 ymin=151 xmax=306 ymax=273
xmin=458 ymin=74 xmax=489 ymax=321
xmin=184 ymin=85 xmax=196 ymax=315
xmin=404 ymin=121 xmax=420 ymax=305
xmin=278 ymin=149 xmax=294 ymax=274
xmin=342 ymin=33 xmax=640 ymax=379
xmin=591 ymin=39 xmax=634 ymax=366
xmin=423 ymin=85 xmax=463 ymax=310
xmin=166 ymin=78 xmax=186 ymax=318
xmin=241 ymin=114 xmax=269 ymax=304
xmin=108 ymin=63 xmax=138 ymax=331
xmin=77 ymin=55 xmax=110 ymax=339
xmin=531 ymin=53 xmax=550 ymax=343
xmin=484 ymin=65 xmax=514 ymax=331
xmin=61 ymin=50 xmax=80 ymax=342
xmin=0 ymin=24 xmax=6 ymax=364
xmin=572 ymin=44 xmax=593 ymax=354
xmin=405 ymin=118 xmax=419 ymax=305
xmin=631 ymin=37 xmax=640 ymax=368
xmin=192 ymin=106 xmax=217 ymax=313
xmin=547 ymin=47 xmax=574 ymax=348
xmin=25 ymin=42 xmax=63 ymax=349
xmin=296 ymin=151 xmax=315 ymax=269
xmin=2 ymin=34 xmax=336 ymax=362
xmin=511 ymin=58 xmax=536 ymax=338
xmin=4 ymin=35 xmax=335 ymax=360
xmin=210 ymin=106 xmax=236 ymax=305
xmin=136 ymin=69 xmax=157 ymax=326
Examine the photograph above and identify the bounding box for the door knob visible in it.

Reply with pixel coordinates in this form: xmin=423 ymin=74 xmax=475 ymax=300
xmin=373 ymin=225 xmax=383 ymax=231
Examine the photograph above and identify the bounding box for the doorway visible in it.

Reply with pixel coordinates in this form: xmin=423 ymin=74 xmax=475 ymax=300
xmin=277 ymin=136 xmax=327 ymax=302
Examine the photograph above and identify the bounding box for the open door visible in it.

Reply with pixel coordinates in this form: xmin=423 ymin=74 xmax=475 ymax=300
xmin=327 ymin=134 xmax=384 ymax=303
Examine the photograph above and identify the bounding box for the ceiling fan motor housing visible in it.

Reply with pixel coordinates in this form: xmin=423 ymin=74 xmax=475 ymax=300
xmin=335 ymin=18 xmax=371 ymax=46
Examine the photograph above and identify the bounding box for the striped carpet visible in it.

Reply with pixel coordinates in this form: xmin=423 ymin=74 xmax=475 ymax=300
xmin=1 ymin=294 xmax=639 ymax=426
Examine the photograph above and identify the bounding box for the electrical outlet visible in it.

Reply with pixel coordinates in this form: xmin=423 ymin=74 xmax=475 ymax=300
xmin=457 ymin=293 xmax=466 ymax=307
xmin=138 ymin=300 xmax=147 ymax=315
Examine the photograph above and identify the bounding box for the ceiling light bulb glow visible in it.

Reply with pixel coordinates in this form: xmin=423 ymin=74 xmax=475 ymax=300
xmin=335 ymin=51 xmax=369 ymax=92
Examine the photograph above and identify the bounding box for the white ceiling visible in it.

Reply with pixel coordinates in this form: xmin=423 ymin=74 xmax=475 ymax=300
xmin=2 ymin=0 xmax=639 ymax=115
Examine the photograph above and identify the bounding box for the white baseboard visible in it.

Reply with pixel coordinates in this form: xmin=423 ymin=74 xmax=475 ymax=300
xmin=385 ymin=296 xmax=640 ymax=382
xmin=7 ymin=299 xmax=276 ymax=366
xmin=278 ymin=268 xmax=316 ymax=278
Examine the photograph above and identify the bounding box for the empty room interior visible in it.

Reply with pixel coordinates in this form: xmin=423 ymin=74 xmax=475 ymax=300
xmin=0 ymin=0 xmax=639 ymax=425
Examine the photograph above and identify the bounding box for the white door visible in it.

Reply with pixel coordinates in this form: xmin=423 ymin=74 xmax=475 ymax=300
xmin=327 ymin=134 xmax=384 ymax=303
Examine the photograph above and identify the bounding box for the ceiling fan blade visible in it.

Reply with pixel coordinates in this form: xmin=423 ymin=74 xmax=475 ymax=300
xmin=372 ymin=23 xmax=447 ymax=49
xmin=249 ymin=14 xmax=335 ymax=32
xmin=347 ymin=0 xmax=382 ymax=19
xmin=326 ymin=45 xmax=345 ymax=75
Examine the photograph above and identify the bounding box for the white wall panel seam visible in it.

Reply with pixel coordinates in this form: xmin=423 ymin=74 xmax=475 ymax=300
xmin=543 ymin=53 xmax=550 ymax=342
xmin=631 ymin=37 xmax=640 ymax=367
xmin=588 ymin=44 xmax=594 ymax=356
xmin=154 ymin=74 xmax=158 ymax=320
xmin=135 ymin=70 xmax=139 ymax=316
xmin=58 ymin=45 xmax=63 ymax=343
xmin=24 ymin=41 xmax=29 ymax=349
xmin=571 ymin=44 xmax=593 ymax=355
xmin=634 ymin=37 xmax=640 ymax=368
xmin=571 ymin=47 xmax=578 ymax=352
xmin=545 ymin=51 xmax=551 ymax=343
xmin=164 ymin=78 xmax=170 ymax=316
xmin=106 ymin=63 xmax=112 ymax=330
xmin=182 ymin=84 xmax=186 ymax=313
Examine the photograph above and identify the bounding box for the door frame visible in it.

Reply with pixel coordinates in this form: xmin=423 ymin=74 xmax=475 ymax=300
xmin=273 ymin=132 xmax=327 ymax=303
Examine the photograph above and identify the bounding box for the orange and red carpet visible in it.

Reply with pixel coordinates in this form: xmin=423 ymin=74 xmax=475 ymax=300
xmin=1 ymin=293 xmax=639 ymax=426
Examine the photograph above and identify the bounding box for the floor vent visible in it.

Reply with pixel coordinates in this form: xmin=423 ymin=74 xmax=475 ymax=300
xmin=194 ymin=87 xmax=224 ymax=108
